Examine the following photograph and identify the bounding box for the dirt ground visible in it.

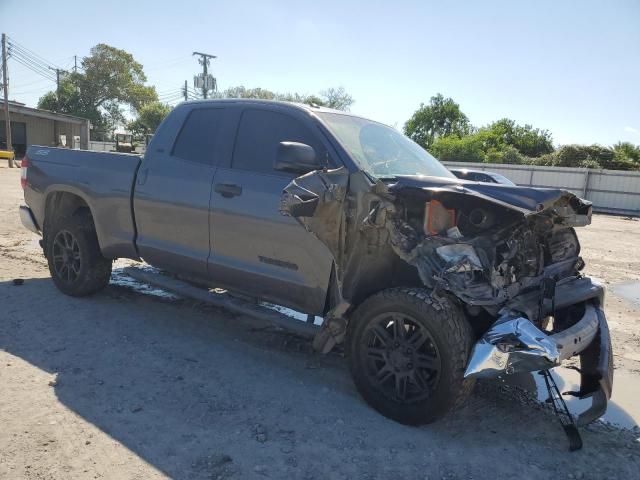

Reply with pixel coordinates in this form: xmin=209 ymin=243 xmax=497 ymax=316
xmin=1 ymin=164 xmax=639 ymax=480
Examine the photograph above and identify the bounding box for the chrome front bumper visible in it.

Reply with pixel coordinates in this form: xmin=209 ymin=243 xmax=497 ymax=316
xmin=464 ymin=276 xmax=613 ymax=424
xmin=19 ymin=205 xmax=40 ymax=235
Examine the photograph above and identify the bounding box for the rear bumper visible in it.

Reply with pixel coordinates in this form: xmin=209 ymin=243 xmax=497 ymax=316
xmin=19 ymin=205 xmax=41 ymax=235
xmin=464 ymin=275 xmax=613 ymax=424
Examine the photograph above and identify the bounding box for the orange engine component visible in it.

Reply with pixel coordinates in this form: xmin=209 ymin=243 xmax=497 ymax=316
xmin=424 ymin=200 xmax=456 ymax=235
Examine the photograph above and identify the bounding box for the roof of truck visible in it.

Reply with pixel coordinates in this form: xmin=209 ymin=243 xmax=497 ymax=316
xmin=179 ymin=98 xmax=350 ymax=115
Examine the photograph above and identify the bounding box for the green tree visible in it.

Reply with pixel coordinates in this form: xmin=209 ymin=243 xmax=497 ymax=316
xmin=429 ymin=135 xmax=485 ymax=163
xmin=319 ymin=87 xmax=354 ymax=110
xmin=480 ymin=118 xmax=554 ymax=157
xmin=218 ymin=86 xmax=278 ymax=100
xmin=38 ymin=44 xmax=157 ymax=135
xmin=127 ymin=102 xmax=172 ymax=136
xmin=613 ymin=141 xmax=640 ymax=164
xmin=484 ymin=145 xmax=526 ymax=164
xmin=403 ymin=94 xmax=472 ymax=149
xmin=407 ymin=95 xmax=637 ymax=170
xmin=553 ymin=144 xmax=610 ymax=168
xmin=215 ymin=85 xmax=354 ymax=110
xmin=427 ymin=120 xmax=545 ymax=165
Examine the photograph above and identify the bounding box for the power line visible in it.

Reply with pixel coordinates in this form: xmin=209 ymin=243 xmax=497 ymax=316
xmin=8 ymin=43 xmax=57 ymax=72
xmin=158 ymin=89 xmax=182 ymax=97
xmin=6 ymin=36 xmax=63 ymax=69
xmin=157 ymin=88 xmax=181 ymax=96
xmin=8 ymin=46 xmax=58 ymax=81
xmin=8 ymin=54 xmax=56 ymax=82
xmin=158 ymin=93 xmax=184 ymax=102
xmin=159 ymin=92 xmax=186 ymax=103
xmin=6 ymin=37 xmax=65 ymax=89
xmin=9 ymin=46 xmax=56 ymax=72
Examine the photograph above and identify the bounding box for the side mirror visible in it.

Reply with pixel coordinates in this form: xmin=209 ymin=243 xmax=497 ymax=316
xmin=274 ymin=142 xmax=322 ymax=174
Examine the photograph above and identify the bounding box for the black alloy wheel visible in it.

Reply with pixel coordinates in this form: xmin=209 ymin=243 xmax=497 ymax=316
xmin=362 ymin=312 xmax=441 ymax=403
xmin=51 ymin=230 xmax=82 ymax=283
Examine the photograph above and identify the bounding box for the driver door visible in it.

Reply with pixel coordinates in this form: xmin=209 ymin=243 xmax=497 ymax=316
xmin=208 ymin=107 xmax=337 ymax=314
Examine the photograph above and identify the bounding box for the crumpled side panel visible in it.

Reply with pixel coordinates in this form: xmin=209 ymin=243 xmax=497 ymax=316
xmin=280 ymin=167 xmax=349 ymax=266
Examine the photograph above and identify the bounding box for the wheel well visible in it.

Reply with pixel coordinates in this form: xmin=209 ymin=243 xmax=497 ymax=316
xmin=43 ymin=192 xmax=94 ymax=240
xmin=46 ymin=190 xmax=93 ymax=217
xmin=345 ymin=257 xmax=424 ymax=313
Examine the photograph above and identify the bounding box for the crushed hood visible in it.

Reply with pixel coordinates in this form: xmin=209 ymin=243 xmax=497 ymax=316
xmin=389 ymin=175 xmax=592 ymax=216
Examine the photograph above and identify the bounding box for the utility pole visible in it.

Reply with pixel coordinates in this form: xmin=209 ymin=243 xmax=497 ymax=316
xmin=1 ymin=33 xmax=14 ymax=168
xmin=183 ymin=80 xmax=188 ymax=101
xmin=49 ymin=67 xmax=66 ymax=97
xmin=48 ymin=67 xmax=66 ymax=147
xmin=73 ymin=55 xmax=77 ymax=72
xmin=192 ymin=51 xmax=216 ymax=99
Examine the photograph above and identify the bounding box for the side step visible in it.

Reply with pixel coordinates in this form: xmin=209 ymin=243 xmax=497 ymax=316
xmin=122 ymin=267 xmax=320 ymax=338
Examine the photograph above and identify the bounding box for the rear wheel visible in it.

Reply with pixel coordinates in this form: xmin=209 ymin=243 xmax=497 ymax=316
xmin=45 ymin=212 xmax=112 ymax=296
xmin=348 ymin=288 xmax=475 ymax=425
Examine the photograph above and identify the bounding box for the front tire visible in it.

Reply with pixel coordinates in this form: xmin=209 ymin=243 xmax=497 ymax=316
xmin=45 ymin=212 xmax=112 ymax=297
xmin=347 ymin=288 xmax=475 ymax=425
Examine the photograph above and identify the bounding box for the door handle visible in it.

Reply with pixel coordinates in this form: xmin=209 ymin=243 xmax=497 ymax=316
xmin=215 ymin=183 xmax=242 ymax=198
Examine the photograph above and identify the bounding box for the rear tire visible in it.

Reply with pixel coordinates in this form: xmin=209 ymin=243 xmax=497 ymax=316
xmin=45 ymin=212 xmax=112 ymax=297
xmin=347 ymin=288 xmax=475 ymax=425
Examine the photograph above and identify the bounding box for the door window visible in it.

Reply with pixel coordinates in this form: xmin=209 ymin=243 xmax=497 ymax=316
xmin=172 ymin=108 xmax=225 ymax=165
xmin=231 ymin=109 xmax=324 ymax=174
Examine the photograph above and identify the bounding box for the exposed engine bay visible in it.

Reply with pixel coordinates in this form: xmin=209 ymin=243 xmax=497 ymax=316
xmin=382 ymin=180 xmax=590 ymax=316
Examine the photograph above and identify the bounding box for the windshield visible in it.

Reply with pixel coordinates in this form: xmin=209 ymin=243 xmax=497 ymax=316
xmin=488 ymin=172 xmax=516 ymax=186
xmin=318 ymin=112 xmax=454 ymax=179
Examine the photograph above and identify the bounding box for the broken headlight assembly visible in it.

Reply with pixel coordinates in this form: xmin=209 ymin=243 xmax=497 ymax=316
xmin=547 ymin=227 xmax=581 ymax=263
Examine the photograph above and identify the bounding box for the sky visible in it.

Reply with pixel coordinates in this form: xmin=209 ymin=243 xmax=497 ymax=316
xmin=1 ymin=0 xmax=639 ymax=146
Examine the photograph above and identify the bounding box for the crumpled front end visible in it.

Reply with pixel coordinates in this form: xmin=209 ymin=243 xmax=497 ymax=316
xmin=280 ymin=171 xmax=613 ymax=422
xmin=380 ymin=179 xmax=612 ymax=423
xmin=383 ymin=180 xmax=592 ymax=310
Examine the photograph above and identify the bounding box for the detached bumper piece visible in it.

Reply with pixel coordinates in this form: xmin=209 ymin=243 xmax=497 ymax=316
xmin=464 ymin=303 xmax=599 ymax=378
xmin=464 ymin=276 xmax=613 ymax=449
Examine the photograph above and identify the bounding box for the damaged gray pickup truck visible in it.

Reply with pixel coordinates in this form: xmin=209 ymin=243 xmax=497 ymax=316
xmin=20 ymin=99 xmax=612 ymax=430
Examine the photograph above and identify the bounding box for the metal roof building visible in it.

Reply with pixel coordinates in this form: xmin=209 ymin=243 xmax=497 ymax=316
xmin=1 ymin=101 xmax=90 ymax=158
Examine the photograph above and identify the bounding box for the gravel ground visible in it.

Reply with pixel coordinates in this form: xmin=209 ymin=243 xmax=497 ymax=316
xmin=1 ymin=164 xmax=639 ymax=480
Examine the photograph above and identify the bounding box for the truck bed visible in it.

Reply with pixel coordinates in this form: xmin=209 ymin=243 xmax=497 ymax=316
xmin=24 ymin=146 xmax=142 ymax=259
